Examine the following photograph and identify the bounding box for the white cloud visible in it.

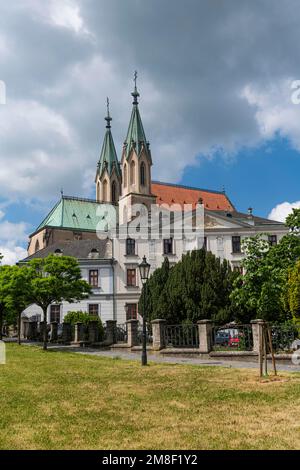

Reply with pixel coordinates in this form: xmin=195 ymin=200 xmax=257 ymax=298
xmin=268 ymin=201 xmax=300 ymax=222
xmin=0 ymin=212 xmax=29 ymax=265
xmin=0 ymin=244 xmax=28 ymax=266
xmin=242 ymin=80 xmax=300 ymax=150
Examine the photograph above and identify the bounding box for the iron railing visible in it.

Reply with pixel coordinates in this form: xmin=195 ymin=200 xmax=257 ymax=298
xmin=137 ymin=323 xmax=153 ymax=345
xmin=164 ymin=324 xmax=199 ymax=348
xmin=116 ymin=323 xmax=128 ymax=343
xmin=270 ymin=324 xmax=300 ymax=352
xmin=213 ymin=324 xmax=253 ymax=351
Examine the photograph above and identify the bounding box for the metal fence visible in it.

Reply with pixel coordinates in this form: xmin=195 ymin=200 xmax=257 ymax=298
xmin=213 ymin=324 xmax=253 ymax=351
xmin=270 ymin=324 xmax=300 ymax=352
xmin=164 ymin=324 xmax=199 ymax=348
xmin=116 ymin=323 xmax=128 ymax=343
xmin=137 ymin=323 xmax=153 ymax=345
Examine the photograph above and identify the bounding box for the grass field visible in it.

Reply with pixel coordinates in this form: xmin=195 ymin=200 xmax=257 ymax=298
xmin=0 ymin=344 xmax=300 ymax=450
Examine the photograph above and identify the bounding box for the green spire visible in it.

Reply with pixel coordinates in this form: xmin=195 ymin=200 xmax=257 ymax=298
xmin=124 ymin=72 xmax=151 ymax=161
xmin=97 ymin=98 xmax=121 ymax=178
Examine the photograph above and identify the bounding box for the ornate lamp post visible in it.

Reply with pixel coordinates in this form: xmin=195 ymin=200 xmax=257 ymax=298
xmin=138 ymin=256 xmax=151 ymax=366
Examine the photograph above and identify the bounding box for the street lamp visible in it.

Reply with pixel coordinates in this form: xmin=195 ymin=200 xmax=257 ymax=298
xmin=138 ymin=256 xmax=151 ymax=366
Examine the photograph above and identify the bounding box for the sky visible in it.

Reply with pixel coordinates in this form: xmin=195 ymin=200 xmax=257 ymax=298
xmin=1 ymin=0 xmax=300 ymax=264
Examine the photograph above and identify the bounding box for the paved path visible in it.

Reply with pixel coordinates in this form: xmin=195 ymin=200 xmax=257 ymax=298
xmin=22 ymin=342 xmax=300 ymax=373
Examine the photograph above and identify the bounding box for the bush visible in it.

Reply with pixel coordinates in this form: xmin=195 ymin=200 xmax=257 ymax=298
xmin=64 ymin=311 xmax=104 ymax=341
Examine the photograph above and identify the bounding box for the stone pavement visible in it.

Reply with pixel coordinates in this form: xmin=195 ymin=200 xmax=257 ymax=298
xmin=21 ymin=342 xmax=300 ymax=373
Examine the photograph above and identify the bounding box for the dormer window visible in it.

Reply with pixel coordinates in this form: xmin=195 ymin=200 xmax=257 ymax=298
xmin=54 ymin=249 xmax=63 ymax=256
xmin=89 ymin=248 xmax=100 ymax=259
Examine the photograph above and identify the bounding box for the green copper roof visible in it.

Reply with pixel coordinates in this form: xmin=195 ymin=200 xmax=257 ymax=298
xmin=97 ymin=103 xmax=121 ymax=179
xmin=97 ymin=128 xmax=121 ymax=178
xmin=124 ymin=85 xmax=151 ymax=161
xmin=35 ymin=196 xmax=117 ymax=234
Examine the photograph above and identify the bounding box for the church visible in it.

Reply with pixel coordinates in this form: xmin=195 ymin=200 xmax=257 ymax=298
xmin=21 ymin=76 xmax=287 ymax=324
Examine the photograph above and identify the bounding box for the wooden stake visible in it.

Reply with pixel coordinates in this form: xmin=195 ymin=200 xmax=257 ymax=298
xmin=267 ymin=327 xmax=277 ymax=376
xmin=259 ymin=322 xmax=263 ymax=377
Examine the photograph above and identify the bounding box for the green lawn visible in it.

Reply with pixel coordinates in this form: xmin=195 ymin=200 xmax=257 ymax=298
xmin=1 ymin=344 xmax=300 ymax=450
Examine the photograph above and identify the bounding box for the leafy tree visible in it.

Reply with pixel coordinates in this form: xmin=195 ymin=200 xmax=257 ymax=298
xmin=28 ymin=255 xmax=91 ymax=350
xmin=286 ymin=208 xmax=300 ymax=233
xmin=231 ymin=232 xmax=300 ymax=322
xmin=0 ymin=265 xmax=33 ymax=344
xmin=286 ymin=261 xmax=300 ymax=320
xmin=140 ymin=249 xmax=238 ymax=324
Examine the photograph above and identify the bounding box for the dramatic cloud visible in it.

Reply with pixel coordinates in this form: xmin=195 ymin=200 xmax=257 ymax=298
xmin=1 ymin=0 xmax=300 ymax=263
xmin=0 ymin=211 xmax=29 ymax=265
xmin=268 ymin=200 xmax=300 ymax=223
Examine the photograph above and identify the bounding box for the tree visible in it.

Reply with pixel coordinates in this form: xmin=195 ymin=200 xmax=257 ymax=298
xmin=286 ymin=208 xmax=300 ymax=233
xmin=140 ymin=249 xmax=238 ymax=324
xmin=0 ymin=265 xmax=33 ymax=341
xmin=231 ymin=232 xmax=300 ymax=322
xmin=0 ymin=265 xmax=33 ymax=344
xmin=286 ymin=261 xmax=300 ymax=320
xmin=28 ymin=255 xmax=91 ymax=350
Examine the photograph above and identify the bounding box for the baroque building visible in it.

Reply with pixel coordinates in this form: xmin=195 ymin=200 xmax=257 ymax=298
xmin=22 ymin=77 xmax=287 ymax=324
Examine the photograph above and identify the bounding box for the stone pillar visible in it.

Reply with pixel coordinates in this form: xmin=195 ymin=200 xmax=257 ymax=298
xmin=151 ymin=319 xmax=166 ymax=351
xmin=20 ymin=318 xmax=28 ymax=339
xmin=88 ymin=321 xmax=99 ymax=344
xmin=126 ymin=319 xmax=139 ymax=347
xmin=251 ymin=319 xmax=265 ymax=353
xmin=23 ymin=321 xmax=29 ymax=339
xmin=28 ymin=321 xmax=37 ymax=340
xmin=106 ymin=320 xmax=117 ymax=345
xmin=50 ymin=322 xmax=58 ymax=342
xmin=62 ymin=323 xmax=72 ymax=344
xmin=198 ymin=320 xmax=213 ymax=354
xmin=74 ymin=323 xmax=84 ymax=343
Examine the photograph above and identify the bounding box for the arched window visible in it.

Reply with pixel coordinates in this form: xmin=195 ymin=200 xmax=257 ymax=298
xmin=111 ymin=181 xmax=117 ymax=204
xmin=124 ymin=164 xmax=127 ymax=188
xmin=140 ymin=162 xmax=146 ymax=186
xmin=35 ymin=240 xmax=40 ymax=253
xmin=103 ymin=179 xmax=108 ymax=202
xmin=130 ymin=160 xmax=135 ymax=185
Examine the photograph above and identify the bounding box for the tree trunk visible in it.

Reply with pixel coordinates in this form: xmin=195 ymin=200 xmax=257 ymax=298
xmin=17 ymin=312 xmax=21 ymax=345
xmin=43 ymin=307 xmax=48 ymax=351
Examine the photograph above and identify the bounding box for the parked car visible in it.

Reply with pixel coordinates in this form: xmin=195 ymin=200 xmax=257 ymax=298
xmin=228 ymin=335 xmax=240 ymax=347
xmin=215 ymin=331 xmax=231 ymax=346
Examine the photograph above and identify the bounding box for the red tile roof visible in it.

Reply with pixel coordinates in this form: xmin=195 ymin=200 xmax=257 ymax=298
xmin=151 ymin=181 xmax=235 ymax=211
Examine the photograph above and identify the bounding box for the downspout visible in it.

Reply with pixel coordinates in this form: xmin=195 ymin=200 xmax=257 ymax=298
xmin=111 ymin=238 xmax=117 ymax=322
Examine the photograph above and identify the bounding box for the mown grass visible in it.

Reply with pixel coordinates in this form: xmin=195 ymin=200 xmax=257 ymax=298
xmin=0 ymin=344 xmax=300 ymax=450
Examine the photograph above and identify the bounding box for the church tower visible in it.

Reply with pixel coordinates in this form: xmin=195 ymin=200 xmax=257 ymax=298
xmin=119 ymin=73 xmax=156 ymax=223
xmin=95 ymin=100 xmax=121 ymax=204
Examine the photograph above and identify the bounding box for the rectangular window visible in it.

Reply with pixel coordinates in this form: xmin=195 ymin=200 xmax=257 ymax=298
xmin=127 ymin=269 xmax=137 ymax=287
xmin=233 ymin=266 xmax=243 ymax=275
xmin=268 ymin=235 xmax=277 ymax=246
xmin=89 ymin=270 xmax=99 ymax=287
xmin=126 ymin=238 xmax=136 ymax=256
xmin=203 ymin=237 xmax=207 ymax=250
xmin=126 ymin=304 xmax=137 ymax=321
xmin=163 ymin=238 xmax=173 ymax=255
xmin=232 ymin=236 xmax=241 ymax=254
xmin=88 ymin=304 xmax=99 ymax=317
xmin=50 ymin=305 xmax=61 ymax=323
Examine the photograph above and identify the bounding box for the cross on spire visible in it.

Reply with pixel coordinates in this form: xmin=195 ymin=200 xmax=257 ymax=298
xmin=105 ymin=97 xmax=112 ymax=128
xmin=132 ymin=70 xmax=140 ymax=104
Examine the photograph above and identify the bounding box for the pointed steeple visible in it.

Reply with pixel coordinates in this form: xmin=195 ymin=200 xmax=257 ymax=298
xmin=97 ymin=98 xmax=121 ymax=179
xmin=123 ymin=72 xmax=151 ymax=162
